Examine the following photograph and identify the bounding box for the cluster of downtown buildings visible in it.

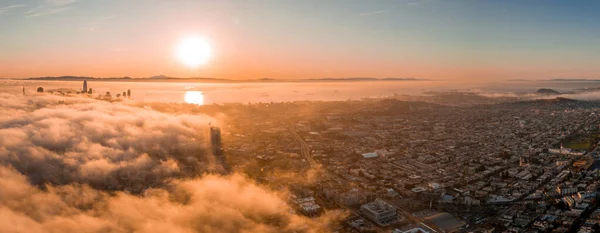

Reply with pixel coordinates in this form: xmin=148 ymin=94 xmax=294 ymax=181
xmin=32 ymin=80 xmax=131 ymax=101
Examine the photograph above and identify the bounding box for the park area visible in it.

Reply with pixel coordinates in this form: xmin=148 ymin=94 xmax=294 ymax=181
xmin=562 ymin=133 xmax=600 ymax=151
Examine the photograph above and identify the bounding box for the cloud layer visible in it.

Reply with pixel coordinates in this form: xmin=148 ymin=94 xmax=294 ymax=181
xmin=0 ymin=93 xmax=339 ymax=233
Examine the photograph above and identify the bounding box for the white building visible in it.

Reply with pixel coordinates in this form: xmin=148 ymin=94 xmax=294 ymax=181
xmin=362 ymin=152 xmax=378 ymax=159
xmin=360 ymin=199 xmax=397 ymax=226
xmin=393 ymin=228 xmax=431 ymax=233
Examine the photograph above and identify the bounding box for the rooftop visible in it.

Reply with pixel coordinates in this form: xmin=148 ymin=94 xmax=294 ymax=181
xmin=361 ymin=198 xmax=395 ymax=214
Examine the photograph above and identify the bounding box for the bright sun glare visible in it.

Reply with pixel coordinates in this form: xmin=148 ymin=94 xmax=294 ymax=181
xmin=177 ymin=37 xmax=211 ymax=67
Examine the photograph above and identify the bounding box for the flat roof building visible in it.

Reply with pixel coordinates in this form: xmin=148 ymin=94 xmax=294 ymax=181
xmin=393 ymin=228 xmax=431 ymax=233
xmin=362 ymin=152 xmax=378 ymax=159
xmin=360 ymin=198 xmax=397 ymax=226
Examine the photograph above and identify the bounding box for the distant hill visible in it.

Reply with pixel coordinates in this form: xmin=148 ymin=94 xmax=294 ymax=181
xmin=23 ymin=76 xmax=427 ymax=83
xmin=28 ymin=76 xmax=115 ymax=81
xmin=548 ymin=79 xmax=600 ymax=82
xmin=536 ymin=88 xmax=561 ymax=95
xmin=309 ymin=77 xmax=424 ymax=81
xmin=26 ymin=76 xmax=226 ymax=82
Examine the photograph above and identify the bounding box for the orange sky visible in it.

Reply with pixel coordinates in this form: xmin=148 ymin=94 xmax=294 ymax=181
xmin=1 ymin=0 xmax=600 ymax=80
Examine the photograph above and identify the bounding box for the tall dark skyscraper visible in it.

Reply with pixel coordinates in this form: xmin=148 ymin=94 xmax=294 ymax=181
xmin=210 ymin=126 xmax=222 ymax=155
xmin=210 ymin=126 xmax=229 ymax=173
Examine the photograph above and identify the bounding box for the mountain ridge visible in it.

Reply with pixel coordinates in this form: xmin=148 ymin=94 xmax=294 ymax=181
xmin=19 ymin=76 xmax=427 ymax=83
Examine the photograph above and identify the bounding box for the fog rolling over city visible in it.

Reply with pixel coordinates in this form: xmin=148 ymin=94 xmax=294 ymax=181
xmin=0 ymin=93 xmax=341 ymax=233
xmin=4 ymin=0 xmax=600 ymax=232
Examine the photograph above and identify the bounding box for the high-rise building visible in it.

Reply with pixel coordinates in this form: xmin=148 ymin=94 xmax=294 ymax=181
xmin=210 ymin=126 xmax=230 ymax=173
xmin=210 ymin=126 xmax=222 ymax=155
xmin=83 ymin=80 xmax=88 ymax=93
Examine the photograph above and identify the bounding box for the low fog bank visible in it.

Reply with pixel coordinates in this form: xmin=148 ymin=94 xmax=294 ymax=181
xmin=0 ymin=93 xmax=215 ymax=190
xmin=554 ymin=91 xmax=600 ymax=101
xmin=496 ymin=90 xmax=600 ymax=101
xmin=450 ymin=90 xmax=600 ymax=103
xmin=0 ymin=93 xmax=341 ymax=233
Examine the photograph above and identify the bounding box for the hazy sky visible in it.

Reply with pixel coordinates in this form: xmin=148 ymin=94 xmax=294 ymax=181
xmin=1 ymin=0 xmax=599 ymax=80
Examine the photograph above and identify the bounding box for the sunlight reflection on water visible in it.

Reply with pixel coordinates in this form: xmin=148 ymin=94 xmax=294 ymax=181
xmin=184 ymin=91 xmax=204 ymax=105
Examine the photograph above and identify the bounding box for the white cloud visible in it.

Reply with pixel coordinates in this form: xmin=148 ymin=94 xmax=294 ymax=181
xmin=25 ymin=0 xmax=77 ymax=17
xmin=45 ymin=0 xmax=77 ymax=6
xmin=359 ymin=10 xmax=387 ymax=17
xmin=26 ymin=6 xmax=71 ymax=17
xmin=0 ymin=4 xmax=25 ymax=15
xmin=407 ymin=0 xmax=434 ymax=6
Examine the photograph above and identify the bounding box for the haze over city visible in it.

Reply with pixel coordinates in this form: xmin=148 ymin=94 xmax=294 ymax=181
xmin=4 ymin=1 xmax=600 ymax=233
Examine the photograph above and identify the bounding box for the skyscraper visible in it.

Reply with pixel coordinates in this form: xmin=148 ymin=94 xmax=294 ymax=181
xmin=210 ymin=126 xmax=222 ymax=155
xmin=83 ymin=80 xmax=88 ymax=93
xmin=210 ymin=126 xmax=230 ymax=173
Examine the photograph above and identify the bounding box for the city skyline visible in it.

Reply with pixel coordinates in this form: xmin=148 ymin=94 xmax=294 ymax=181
xmin=1 ymin=0 xmax=600 ymax=80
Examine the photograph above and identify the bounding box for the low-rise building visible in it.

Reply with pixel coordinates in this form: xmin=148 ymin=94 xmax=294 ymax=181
xmin=360 ymin=198 xmax=398 ymax=226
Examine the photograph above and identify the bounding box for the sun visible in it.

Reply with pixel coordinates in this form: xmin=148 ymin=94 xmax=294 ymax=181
xmin=177 ymin=37 xmax=211 ymax=67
